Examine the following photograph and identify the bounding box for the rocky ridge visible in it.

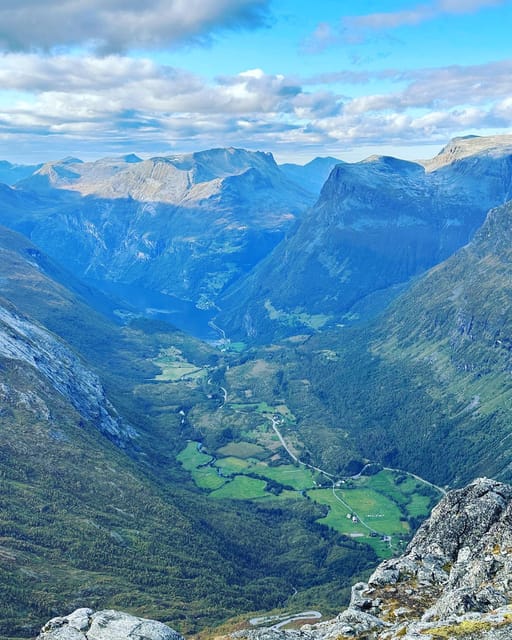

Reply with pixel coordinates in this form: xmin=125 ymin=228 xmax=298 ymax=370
xmin=233 ymin=478 xmax=512 ymax=639
xmin=422 ymin=134 xmax=512 ymax=171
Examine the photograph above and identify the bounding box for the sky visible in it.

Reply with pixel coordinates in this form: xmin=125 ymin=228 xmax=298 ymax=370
xmin=0 ymin=0 xmax=511 ymax=164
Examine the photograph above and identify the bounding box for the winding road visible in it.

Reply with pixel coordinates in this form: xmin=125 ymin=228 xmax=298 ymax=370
xmin=268 ymin=416 xmax=444 ymax=538
xmin=250 ymin=611 xmax=322 ymax=629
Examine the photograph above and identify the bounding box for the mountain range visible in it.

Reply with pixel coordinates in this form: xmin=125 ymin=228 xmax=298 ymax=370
xmin=218 ymin=135 xmax=512 ymax=341
xmin=1 ymin=148 xmax=316 ymax=332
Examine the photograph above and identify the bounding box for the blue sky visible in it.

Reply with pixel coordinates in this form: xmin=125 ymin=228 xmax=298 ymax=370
xmin=0 ymin=0 xmax=511 ymax=164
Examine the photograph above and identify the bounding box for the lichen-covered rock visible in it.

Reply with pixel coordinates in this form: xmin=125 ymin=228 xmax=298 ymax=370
xmin=38 ymin=609 xmax=183 ymax=640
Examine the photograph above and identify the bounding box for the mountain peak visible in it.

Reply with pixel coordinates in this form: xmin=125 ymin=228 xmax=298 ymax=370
xmin=423 ymin=134 xmax=512 ymax=171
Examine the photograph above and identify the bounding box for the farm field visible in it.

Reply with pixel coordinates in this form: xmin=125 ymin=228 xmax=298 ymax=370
xmin=176 ymin=440 xmax=440 ymax=558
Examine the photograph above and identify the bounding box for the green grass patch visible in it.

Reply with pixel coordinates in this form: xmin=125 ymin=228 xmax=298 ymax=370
xmin=215 ymin=456 xmax=254 ymax=474
xmin=191 ymin=467 xmax=227 ymax=491
xmin=225 ymin=341 xmax=246 ymax=353
xmin=153 ymin=347 xmax=206 ymax=381
xmin=227 ymin=402 xmax=259 ymax=411
xmin=177 ymin=441 xmax=212 ymax=471
xmin=216 ymin=442 xmax=266 ymax=459
xmin=406 ymin=493 xmax=433 ymax=517
xmin=252 ymin=462 xmax=316 ymax=491
xmin=210 ymin=475 xmax=269 ymax=500
xmin=256 ymin=401 xmax=278 ymax=414
xmin=177 ymin=442 xmax=227 ymax=490
xmin=264 ymin=300 xmax=330 ymax=330
xmin=308 ymin=487 xmax=408 ymax=537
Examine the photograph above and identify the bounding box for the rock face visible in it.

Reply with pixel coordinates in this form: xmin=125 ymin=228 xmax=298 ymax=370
xmin=235 ymin=478 xmax=512 ymax=640
xmin=0 ymin=301 xmax=136 ymax=446
xmin=37 ymin=608 xmax=183 ymax=640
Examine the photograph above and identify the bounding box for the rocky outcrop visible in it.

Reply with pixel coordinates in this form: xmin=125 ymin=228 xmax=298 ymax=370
xmin=234 ymin=478 xmax=512 ymax=640
xmin=37 ymin=608 xmax=183 ymax=640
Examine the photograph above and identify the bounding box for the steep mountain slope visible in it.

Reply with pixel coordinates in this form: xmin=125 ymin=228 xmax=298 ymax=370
xmin=218 ymin=136 xmax=512 ymax=342
xmin=271 ymin=198 xmax=512 ymax=486
xmin=0 ymin=160 xmax=41 ymax=185
xmin=0 ymin=226 xmax=378 ymax=638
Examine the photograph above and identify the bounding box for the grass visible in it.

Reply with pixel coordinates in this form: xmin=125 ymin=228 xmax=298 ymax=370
xmin=251 ymin=462 xmax=316 ymax=491
xmin=216 ymin=442 xmax=266 ymax=459
xmin=190 ymin=466 xmax=227 ymax=491
xmin=176 ymin=441 xmax=212 ymax=471
xmin=216 ymin=456 xmax=253 ymax=474
xmin=426 ymin=619 xmax=494 ymax=637
xmin=153 ymin=347 xmax=206 ymax=381
xmin=210 ymin=475 xmax=269 ymax=500
xmin=178 ymin=445 xmax=436 ymax=559
xmin=256 ymin=401 xmax=277 ymax=414
xmin=225 ymin=341 xmax=246 ymax=353
xmin=263 ymin=299 xmax=330 ymax=331
xmin=176 ymin=442 xmax=227 ymax=490
xmin=307 ymin=487 xmax=408 ymax=537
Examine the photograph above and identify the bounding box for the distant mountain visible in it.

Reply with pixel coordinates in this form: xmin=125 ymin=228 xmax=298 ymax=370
xmin=218 ymin=136 xmax=512 ymax=342
xmin=422 ymin=133 xmax=512 ymax=171
xmin=0 ymin=148 xmax=315 ymax=329
xmin=20 ymin=147 xmax=312 ymax=208
xmin=0 ymin=159 xmax=41 ymax=185
xmin=279 ymin=156 xmax=343 ymax=194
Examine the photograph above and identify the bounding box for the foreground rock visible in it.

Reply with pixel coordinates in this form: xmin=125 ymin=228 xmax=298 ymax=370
xmin=37 ymin=609 xmax=183 ymax=640
xmin=234 ymin=478 xmax=512 ymax=640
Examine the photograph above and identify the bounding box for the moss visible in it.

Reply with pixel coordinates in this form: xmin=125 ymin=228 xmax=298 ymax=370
xmin=424 ymin=619 xmax=493 ymax=637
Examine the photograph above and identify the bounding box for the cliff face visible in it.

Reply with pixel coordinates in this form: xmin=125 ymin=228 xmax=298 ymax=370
xmin=0 ymin=300 xmax=136 ymax=446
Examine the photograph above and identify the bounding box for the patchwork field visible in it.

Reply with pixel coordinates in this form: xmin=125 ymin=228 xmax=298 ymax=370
xmin=176 ymin=438 xmax=440 ymax=558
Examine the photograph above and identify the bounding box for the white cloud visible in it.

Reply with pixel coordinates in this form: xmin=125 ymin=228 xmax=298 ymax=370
xmin=0 ymin=53 xmax=511 ymax=161
xmin=306 ymin=0 xmax=505 ymax=52
xmin=0 ymin=0 xmax=271 ymax=53
xmin=345 ymin=0 xmax=504 ymax=31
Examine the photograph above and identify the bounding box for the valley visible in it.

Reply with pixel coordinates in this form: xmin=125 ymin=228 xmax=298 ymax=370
xmin=1 ymin=134 xmax=512 ymax=638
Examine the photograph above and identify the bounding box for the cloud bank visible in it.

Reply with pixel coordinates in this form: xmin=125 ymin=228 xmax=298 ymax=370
xmin=0 ymin=0 xmax=271 ymax=52
xmin=1 ymin=52 xmax=511 ymax=159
